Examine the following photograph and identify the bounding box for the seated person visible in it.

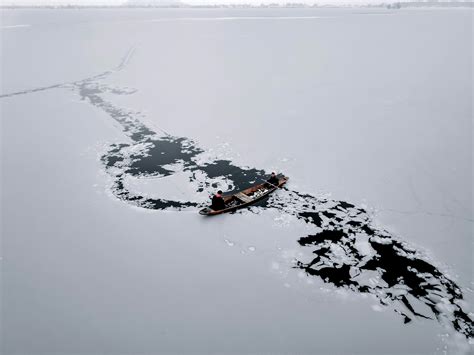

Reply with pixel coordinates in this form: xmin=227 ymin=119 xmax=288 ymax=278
xmin=266 ymin=172 xmax=280 ymax=187
xmin=211 ymin=190 xmax=226 ymax=210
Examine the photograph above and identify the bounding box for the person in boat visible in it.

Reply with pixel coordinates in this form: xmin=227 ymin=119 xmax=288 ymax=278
xmin=266 ymin=172 xmax=280 ymax=187
xmin=211 ymin=190 xmax=226 ymax=210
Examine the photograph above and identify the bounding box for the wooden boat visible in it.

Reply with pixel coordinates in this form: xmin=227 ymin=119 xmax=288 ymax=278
xmin=199 ymin=176 xmax=288 ymax=216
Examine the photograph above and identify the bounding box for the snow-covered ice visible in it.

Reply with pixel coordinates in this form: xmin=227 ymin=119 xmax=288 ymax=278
xmin=1 ymin=6 xmax=472 ymax=355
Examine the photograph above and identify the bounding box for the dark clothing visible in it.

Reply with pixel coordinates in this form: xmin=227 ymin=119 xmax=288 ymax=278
xmin=211 ymin=195 xmax=226 ymax=210
xmin=267 ymin=176 xmax=280 ymax=187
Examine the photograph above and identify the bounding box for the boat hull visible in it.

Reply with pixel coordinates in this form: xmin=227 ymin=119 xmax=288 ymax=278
xmin=199 ymin=177 xmax=288 ymax=216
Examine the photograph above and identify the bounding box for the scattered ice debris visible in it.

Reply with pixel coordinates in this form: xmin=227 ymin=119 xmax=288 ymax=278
xmin=247 ymin=246 xmax=256 ymax=252
xmin=273 ymin=212 xmax=296 ymax=228
xmin=224 ymin=239 xmax=235 ymax=247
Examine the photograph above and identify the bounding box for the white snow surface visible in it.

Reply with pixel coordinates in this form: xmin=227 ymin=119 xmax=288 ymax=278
xmin=1 ymin=7 xmax=472 ymax=355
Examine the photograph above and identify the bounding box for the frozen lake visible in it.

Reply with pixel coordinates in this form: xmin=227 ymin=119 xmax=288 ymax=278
xmin=1 ymin=7 xmax=472 ymax=354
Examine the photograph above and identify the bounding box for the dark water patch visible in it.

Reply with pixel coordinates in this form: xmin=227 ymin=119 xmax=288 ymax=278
xmin=78 ymin=82 xmax=156 ymax=142
xmin=197 ymin=160 xmax=266 ymax=192
xmin=292 ymin=202 xmax=473 ymax=338
xmin=361 ymin=224 xmax=375 ymax=235
xmin=129 ymin=128 xmax=155 ymax=142
xmin=102 ymin=143 xmax=130 ymax=168
xmin=111 ymin=176 xmax=199 ymax=210
xmin=264 ymin=188 xmax=473 ymax=338
xmin=337 ymin=201 xmax=356 ymax=210
xmin=96 ymin=94 xmax=473 ymax=339
xmin=298 ymin=212 xmax=323 ymax=227
xmin=127 ymin=136 xmax=203 ymax=177
xmin=142 ymin=197 xmax=198 ymax=210
xmin=298 ymin=229 xmax=346 ymax=245
xmin=68 ymin=59 xmax=473 ymax=339
xmin=346 ymin=220 xmax=362 ymax=227
xmin=321 ymin=211 xmax=337 ymax=219
xmin=103 ymin=153 xmax=125 ymax=168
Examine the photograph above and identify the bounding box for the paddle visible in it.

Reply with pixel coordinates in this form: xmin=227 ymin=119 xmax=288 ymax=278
xmin=258 ymin=176 xmax=286 ymax=190
xmin=258 ymin=176 xmax=301 ymax=197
